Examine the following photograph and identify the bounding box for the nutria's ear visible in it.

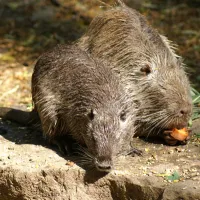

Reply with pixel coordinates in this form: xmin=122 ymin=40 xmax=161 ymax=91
xmin=140 ymin=64 xmax=151 ymax=75
xmin=87 ymin=109 xmax=96 ymax=120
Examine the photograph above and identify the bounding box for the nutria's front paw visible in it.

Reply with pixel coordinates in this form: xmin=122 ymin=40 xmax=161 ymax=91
xmin=163 ymin=133 xmax=179 ymax=145
xmin=163 ymin=128 xmax=191 ymax=145
xmin=51 ymin=138 xmax=73 ymax=156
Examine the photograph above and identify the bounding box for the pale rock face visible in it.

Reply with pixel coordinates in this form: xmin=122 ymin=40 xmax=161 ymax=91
xmin=0 ymin=119 xmax=200 ymax=200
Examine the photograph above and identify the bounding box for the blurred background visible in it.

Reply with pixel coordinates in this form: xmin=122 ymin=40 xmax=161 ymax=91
xmin=0 ymin=0 xmax=199 ymax=109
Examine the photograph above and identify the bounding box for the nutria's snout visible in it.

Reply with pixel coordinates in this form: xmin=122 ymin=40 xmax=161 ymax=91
xmin=165 ymin=102 xmax=192 ymax=130
xmin=94 ymin=156 xmax=113 ymax=173
xmin=177 ymin=101 xmax=192 ymax=117
xmin=177 ymin=103 xmax=192 ymax=121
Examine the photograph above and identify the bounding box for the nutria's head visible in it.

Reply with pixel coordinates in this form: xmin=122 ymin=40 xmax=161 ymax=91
xmin=79 ymin=83 xmax=135 ymax=173
xmin=135 ymin=51 xmax=192 ymax=137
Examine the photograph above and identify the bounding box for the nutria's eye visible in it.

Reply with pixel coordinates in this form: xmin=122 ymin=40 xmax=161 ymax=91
xmin=140 ymin=64 xmax=151 ymax=75
xmin=88 ymin=109 xmax=95 ymax=120
xmin=120 ymin=111 xmax=126 ymax=121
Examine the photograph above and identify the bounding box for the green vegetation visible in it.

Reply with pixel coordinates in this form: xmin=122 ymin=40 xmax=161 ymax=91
xmin=166 ymin=171 xmax=181 ymax=182
xmin=191 ymin=88 xmax=200 ymax=121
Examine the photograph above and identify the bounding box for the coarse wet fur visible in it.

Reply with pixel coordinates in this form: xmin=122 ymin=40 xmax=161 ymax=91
xmin=31 ymin=44 xmax=137 ymax=172
xmin=77 ymin=1 xmax=193 ymax=145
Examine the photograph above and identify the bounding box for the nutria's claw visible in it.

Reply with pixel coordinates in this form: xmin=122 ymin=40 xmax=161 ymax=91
xmin=126 ymin=148 xmax=143 ymax=157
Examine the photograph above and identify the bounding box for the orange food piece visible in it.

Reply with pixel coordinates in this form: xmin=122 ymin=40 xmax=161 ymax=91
xmin=170 ymin=128 xmax=188 ymax=141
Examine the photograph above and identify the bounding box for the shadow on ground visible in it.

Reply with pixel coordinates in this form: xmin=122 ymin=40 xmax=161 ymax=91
xmin=0 ymin=118 xmax=111 ymax=181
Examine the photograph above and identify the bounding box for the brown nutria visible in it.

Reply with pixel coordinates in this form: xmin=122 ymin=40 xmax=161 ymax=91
xmin=77 ymin=1 xmax=193 ymax=145
xmin=31 ymin=44 xmax=139 ymax=172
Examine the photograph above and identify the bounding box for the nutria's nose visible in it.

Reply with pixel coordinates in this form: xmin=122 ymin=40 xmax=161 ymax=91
xmin=179 ymin=106 xmax=192 ymax=118
xmin=95 ymin=157 xmax=113 ymax=172
xmin=97 ymin=164 xmax=112 ymax=172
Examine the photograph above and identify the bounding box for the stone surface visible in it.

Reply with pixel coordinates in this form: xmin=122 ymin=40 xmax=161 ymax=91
xmin=0 ymin=119 xmax=200 ymax=200
xmin=192 ymin=118 xmax=200 ymax=135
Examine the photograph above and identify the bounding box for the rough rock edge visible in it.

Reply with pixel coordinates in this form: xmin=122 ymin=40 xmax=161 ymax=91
xmin=0 ymin=119 xmax=200 ymax=200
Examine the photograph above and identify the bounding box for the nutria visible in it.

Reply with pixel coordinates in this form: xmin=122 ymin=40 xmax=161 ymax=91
xmin=31 ymin=44 xmax=139 ymax=172
xmin=77 ymin=1 xmax=193 ymax=145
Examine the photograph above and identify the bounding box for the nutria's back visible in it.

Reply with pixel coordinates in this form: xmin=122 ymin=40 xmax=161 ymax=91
xmin=78 ymin=5 xmax=170 ymax=75
xmin=32 ymin=44 xmax=136 ymax=171
xmin=77 ymin=3 xmax=192 ymax=143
